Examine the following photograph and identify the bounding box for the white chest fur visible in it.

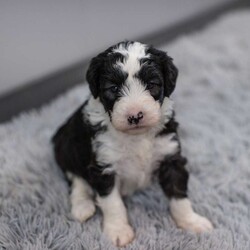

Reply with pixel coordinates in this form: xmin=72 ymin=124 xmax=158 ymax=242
xmin=93 ymin=127 xmax=179 ymax=196
xmin=85 ymin=96 xmax=177 ymax=196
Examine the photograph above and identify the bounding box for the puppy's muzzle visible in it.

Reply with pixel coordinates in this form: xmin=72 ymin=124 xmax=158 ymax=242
xmin=127 ymin=111 xmax=144 ymax=125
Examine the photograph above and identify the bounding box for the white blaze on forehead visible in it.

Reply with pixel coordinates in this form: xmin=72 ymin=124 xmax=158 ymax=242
xmin=120 ymin=78 xmax=146 ymax=98
xmin=113 ymin=42 xmax=149 ymax=76
xmin=113 ymin=42 xmax=149 ymax=98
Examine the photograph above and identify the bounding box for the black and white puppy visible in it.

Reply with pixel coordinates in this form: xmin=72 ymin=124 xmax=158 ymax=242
xmin=52 ymin=41 xmax=213 ymax=247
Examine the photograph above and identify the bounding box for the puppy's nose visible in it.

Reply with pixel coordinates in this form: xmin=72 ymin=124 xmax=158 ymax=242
xmin=127 ymin=111 xmax=144 ymax=125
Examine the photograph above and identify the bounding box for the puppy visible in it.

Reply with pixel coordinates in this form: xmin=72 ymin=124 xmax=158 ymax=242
xmin=52 ymin=41 xmax=213 ymax=247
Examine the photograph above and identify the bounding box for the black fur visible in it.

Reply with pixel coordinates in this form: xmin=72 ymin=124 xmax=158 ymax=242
xmin=146 ymin=47 xmax=178 ymax=97
xmin=159 ymin=153 xmax=189 ymax=198
xmin=52 ymin=102 xmax=115 ymax=197
xmin=156 ymin=116 xmax=179 ymax=137
xmin=137 ymin=60 xmax=165 ymax=103
xmin=86 ymin=43 xmax=127 ymax=99
xmin=157 ymin=114 xmax=188 ymax=198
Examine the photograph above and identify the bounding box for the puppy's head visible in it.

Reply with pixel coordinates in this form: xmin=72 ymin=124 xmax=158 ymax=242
xmin=86 ymin=41 xmax=178 ymax=134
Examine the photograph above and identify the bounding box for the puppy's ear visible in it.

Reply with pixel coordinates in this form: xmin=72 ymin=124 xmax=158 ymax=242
xmin=86 ymin=54 xmax=104 ymax=98
xmin=148 ymin=47 xmax=178 ymax=97
xmin=163 ymin=55 xmax=178 ymax=97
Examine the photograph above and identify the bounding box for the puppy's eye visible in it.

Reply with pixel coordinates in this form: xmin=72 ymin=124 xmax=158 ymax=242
xmin=110 ymin=86 xmax=119 ymax=93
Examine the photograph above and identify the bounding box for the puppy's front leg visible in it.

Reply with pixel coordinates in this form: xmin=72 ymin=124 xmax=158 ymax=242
xmin=97 ymin=185 xmax=134 ymax=247
xmin=159 ymin=153 xmax=213 ymax=233
xmin=89 ymin=166 xmax=134 ymax=246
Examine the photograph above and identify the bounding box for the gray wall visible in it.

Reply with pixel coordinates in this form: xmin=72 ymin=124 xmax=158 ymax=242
xmin=0 ymin=0 xmax=233 ymax=96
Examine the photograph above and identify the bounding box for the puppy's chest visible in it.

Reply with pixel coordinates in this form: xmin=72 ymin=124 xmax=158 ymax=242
xmin=95 ymin=132 xmax=155 ymax=170
xmin=103 ymin=134 xmax=156 ymax=194
xmin=116 ymin=136 xmax=155 ymax=177
xmin=94 ymin=131 xmax=178 ymax=195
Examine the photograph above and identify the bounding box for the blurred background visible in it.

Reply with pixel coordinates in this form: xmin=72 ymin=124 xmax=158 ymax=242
xmin=0 ymin=0 xmax=249 ymax=122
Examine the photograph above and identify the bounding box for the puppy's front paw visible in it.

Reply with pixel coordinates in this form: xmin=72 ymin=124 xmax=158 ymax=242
xmin=176 ymin=212 xmax=213 ymax=233
xmin=104 ymin=222 xmax=135 ymax=247
xmin=71 ymin=200 xmax=96 ymax=222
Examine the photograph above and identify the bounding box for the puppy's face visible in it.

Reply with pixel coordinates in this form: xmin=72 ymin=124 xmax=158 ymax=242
xmin=86 ymin=41 xmax=178 ymax=134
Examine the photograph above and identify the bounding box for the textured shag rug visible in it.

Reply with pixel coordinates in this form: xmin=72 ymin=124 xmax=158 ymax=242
xmin=1 ymin=10 xmax=250 ymax=250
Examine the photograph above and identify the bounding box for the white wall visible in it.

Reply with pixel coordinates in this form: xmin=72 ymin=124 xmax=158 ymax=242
xmin=0 ymin=0 xmax=233 ymax=96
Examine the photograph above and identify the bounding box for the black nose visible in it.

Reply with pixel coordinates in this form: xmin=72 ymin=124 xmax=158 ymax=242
xmin=128 ymin=111 xmax=144 ymax=125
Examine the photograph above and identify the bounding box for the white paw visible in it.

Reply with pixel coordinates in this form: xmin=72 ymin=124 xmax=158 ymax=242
xmin=104 ymin=223 xmax=135 ymax=247
xmin=176 ymin=212 xmax=213 ymax=233
xmin=71 ymin=200 xmax=96 ymax=222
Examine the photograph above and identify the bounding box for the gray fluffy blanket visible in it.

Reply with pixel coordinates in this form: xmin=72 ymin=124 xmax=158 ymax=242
xmin=1 ymin=10 xmax=250 ymax=250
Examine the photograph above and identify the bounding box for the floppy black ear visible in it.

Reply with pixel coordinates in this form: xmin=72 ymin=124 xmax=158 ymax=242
xmin=148 ymin=47 xmax=178 ymax=97
xmin=163 ymin=55 xmax=178 ymax=96
xmin=86 ymin=54 xmax=104 ymax=98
